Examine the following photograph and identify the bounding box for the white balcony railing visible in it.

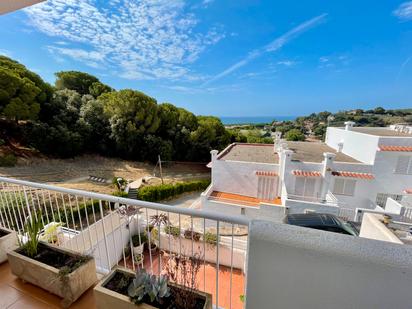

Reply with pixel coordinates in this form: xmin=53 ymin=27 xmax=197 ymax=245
xmin=0 ymin=176 xmax=249 ymax=309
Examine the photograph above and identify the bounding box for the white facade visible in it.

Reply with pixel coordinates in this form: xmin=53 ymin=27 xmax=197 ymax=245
xmin=202 ymin=124 xmax=412 ymax=222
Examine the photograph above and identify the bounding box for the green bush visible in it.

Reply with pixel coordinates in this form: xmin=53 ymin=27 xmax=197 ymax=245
xmin=164 ymin=225 xmax=180 ymax=237
xmin=132 ymin=232 xmax=148 ymax=247
xmin=112 ymin=191 xmax=128 ymax=198
xmin=203 ymin=231 xmax=218 ymax=245
xmin=137 ymin=179 xmax=210 ymax=202
xmin=0 ymin=154 xmax=17 ymax=167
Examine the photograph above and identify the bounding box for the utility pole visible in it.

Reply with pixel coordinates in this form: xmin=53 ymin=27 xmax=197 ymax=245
xmin=158 ymin=155 xmax=164 ymax=184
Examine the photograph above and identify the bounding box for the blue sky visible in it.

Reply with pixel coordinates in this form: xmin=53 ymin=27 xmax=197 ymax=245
xmin=1 ymin=0 xmax=412 ymax=117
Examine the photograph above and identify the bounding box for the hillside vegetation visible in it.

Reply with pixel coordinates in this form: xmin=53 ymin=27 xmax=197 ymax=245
xmin=0 ymin=56 xmax=236 ymax=164
xmin=0 ymin=55 xmax=410 ymax=166
xmin=228 ymin=108 xmax=412 ymax=143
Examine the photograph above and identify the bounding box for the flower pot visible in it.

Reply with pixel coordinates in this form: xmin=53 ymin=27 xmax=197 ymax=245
xmin=94 ymin=267 xmax=212 ymax=309
xmin=7 ymin=242 xmax=97 ymax=308
xmin=0 ymin=227 xmax=17 ymax=263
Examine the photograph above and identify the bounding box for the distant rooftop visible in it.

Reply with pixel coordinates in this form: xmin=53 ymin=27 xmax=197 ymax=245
xmin=218 ymin=143 xmax=279 ymax=164
xmin=286 ymin=141 xmax=360 ymax=163
xmin=348 ymin=127 xmax=412 ymax=137
xmin=218 ymin=141 xmax=359 ymax=164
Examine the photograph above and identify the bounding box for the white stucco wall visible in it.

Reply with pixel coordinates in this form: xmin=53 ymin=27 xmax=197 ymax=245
xmin=326 ymin=127 xmax=379 ymax=164
xmin=157 ymin=233 xmax=247 ymax=271
xmin=202 ymin=199 xmax=285 ymax=222
xmin=245 ymin=220 xmax=412 ymax=309
xmin=359 ymin=213 xmax=403 ymax=244
xmin=212 ymin=159 xmax=279 ymax=198
xmin=284 ymin=199 xmax=340 ymax=215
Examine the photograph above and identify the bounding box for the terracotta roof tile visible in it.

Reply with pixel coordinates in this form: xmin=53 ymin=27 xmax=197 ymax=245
xmin=292 ymin=170 xmax=322 ymax=177
xmin=379 ymin=145 xmax=412 ymax=152
xmin=256 ymin=171 xmax=278 ymax=177
xmin=331 ymin=171 xmax=374 ymax=180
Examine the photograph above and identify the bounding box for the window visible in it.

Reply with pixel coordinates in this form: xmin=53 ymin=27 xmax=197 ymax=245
xmin=294 ymin=177 xmax=318 ymax=198
xmin=333 ymin=178 xmax=356 ymax=196
xmin=395 ymin=156 xmax=412 ymax=174
xmin=257 ymin=176 xmax=278 ymax=200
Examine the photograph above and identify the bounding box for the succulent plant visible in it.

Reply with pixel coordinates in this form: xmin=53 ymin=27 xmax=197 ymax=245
xmin=128 ymin=269 xmax=170 ymax=304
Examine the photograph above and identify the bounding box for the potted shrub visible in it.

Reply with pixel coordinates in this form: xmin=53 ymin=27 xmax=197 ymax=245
xmin=94 ymin=265 xmax=212 ymax=309
xmin=164 ymin=225 xmax=180 ymax=237
xmin=184 ymin=229 xmax=201 ymax=242
xmin=0 ymin=226 xmax=18 ymax=263
xmin=7 ymin=214 xmax=98 ymax=308
xmin=203 ymin=231 xmax=218 ymax=246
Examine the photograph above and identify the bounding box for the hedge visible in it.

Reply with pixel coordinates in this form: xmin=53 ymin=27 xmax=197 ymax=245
xmin=136 ymin=179 xmax=210 ymax=202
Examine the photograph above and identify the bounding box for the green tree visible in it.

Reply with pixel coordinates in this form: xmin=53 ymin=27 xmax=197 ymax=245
xmin=374 ymin=107 xmax=385 ymax=114
xmin=285 ymin=129 xmax=305 ymax=141
xmin=88 ymin=82 xmax=113 ymax=98
xmin=78 ymin=96 xmax=114 ymax=154
xmin=0 ymin=56 xmax=52 ymax=121
xmin=55 ymin=71 xmax=99 ymax=95
xmin=189 ymin=116 xmax=230 ymax=161
xmin=100 ymin=90 xmax=160 ymax=158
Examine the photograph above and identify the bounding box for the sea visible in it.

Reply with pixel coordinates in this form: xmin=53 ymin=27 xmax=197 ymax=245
xmin=220 ymin=116 xmax=296 ymax=125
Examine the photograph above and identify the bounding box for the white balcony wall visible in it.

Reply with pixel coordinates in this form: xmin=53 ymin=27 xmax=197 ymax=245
xmin=246 ymin=220 xmax=412 ymax=309
xmin=157 ymin=233 xmax=247 ymax=272
xmin=0 ymin=0 xmax=44 ymax=15
xmin=202 ymin=199 xmax=285 ymax=222
xmin=325 ymin=127 xmax=379 ymax=164
xmin=284 ymin=198 xmax=339 ymax=215
xmin=212 ymin=159 xmax=279 ymax=198
xmin=359 ymin=213 xmax=403 ymax=244
xmin=65 ymin=213 xmax=141 ymax=273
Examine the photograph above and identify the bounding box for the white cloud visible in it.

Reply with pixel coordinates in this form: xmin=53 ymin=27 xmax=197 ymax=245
xmin=394 ymin=1 xmax=412 ymax=21
xmin=203 ymin=13 xmax=327 ymax=85
xmin=24 ymin=0 xmax=224 ymax=80
xmin=318 ymin=54 xmax=350 ymax=69
xmin=0 ymin=49 xmax=11 ymax=57
xmin=277 ymin=60 xmax=296 ymax=66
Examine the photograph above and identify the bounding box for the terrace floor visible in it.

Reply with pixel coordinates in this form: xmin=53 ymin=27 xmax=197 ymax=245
xmin=209 ymin=190 xmax=282 ymax=207
xmin=0 ymin=250 xmax=245 ymax=309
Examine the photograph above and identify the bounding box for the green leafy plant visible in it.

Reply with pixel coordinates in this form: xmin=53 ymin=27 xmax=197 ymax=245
xmin=0 ymin=154 xmax=17 ymax=167
xmin=132 ymin=232 xmax=148 ymax=247
xmin=183 ymin=229 xmax=201 ymax=242
xmin=21 ymin=213 xmax=43 ymax=258
xmin=128 ymin=269 xmax=170 ymax=304
xmin=40 ymin=222 xmax=62 ymax=244
xmin=164 ymin=225 xmax=180 ymax=237
xmin=203 ymin=231 xmax=218 ymax=245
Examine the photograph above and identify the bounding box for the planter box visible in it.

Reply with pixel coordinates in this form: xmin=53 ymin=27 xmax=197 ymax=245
xmin=94 ymin=267 xmax=212 ymax=309
xmin=0 ymin=227 xmax=17 ymax=263
xmin=7 ymin=242 xmax=98 ymax=308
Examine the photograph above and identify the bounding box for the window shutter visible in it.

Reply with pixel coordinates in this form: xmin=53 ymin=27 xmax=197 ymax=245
xmin=333 ymin=179 xmax=344 ymax=195
xmin=294 ymin=177 xmax=305 ymax=196
xmin=304 ymin=178 xmax=316 ymax=197
xmin=395 ymin=156 xmax=410 ymax=174
xmin=344 ymin=179 xmax=356 ymax=196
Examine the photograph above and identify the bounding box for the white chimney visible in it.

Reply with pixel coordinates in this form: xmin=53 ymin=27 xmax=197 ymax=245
xmin=344 ymin=121 xmax=355 ymax=131
xmin=273 ymin=132 xmax=282 ymax=152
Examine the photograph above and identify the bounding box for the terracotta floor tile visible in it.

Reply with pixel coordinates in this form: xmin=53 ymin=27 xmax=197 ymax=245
xmin=6 ymin=295 xmax=51 ymax=309
xmin=210 ymin=191 xmax=282 ymax=207
xmin=7 ymin=277 xmax=62 ymax=308
xmin=0 ymin=284 xmax=24 ymax=309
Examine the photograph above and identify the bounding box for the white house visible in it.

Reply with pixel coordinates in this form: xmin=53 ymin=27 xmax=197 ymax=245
xmin=201 ymin=123 xmax=412 ymax=221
